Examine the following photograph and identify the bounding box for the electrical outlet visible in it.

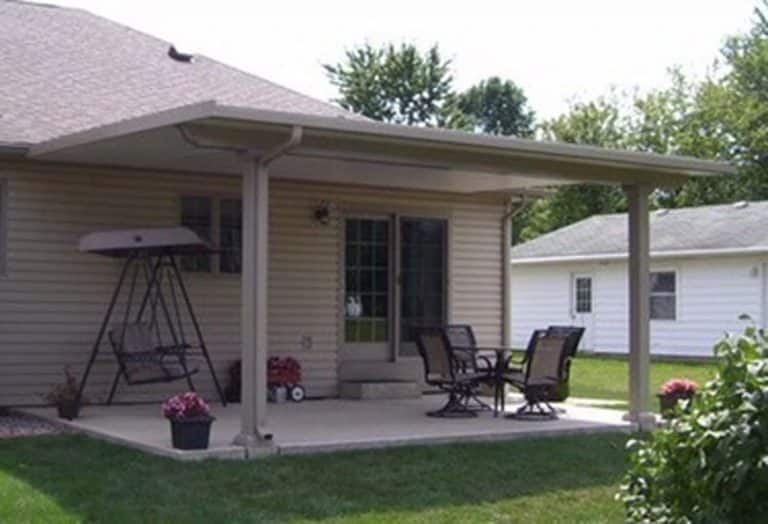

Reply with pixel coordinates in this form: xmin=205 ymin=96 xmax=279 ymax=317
xmin=301 ymin=335 xmax=313 ymax=351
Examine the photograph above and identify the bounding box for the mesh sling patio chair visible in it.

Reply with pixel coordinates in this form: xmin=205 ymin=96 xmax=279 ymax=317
xmin=503 ymin=334 xmax=570 ymax=420
xmin=445 ymin=324 xmax=494 ymax=412
xmin=415 ymin=327 xmax=489 ymax=418
xmin=545 ymin=326 xmax=585 ymax=402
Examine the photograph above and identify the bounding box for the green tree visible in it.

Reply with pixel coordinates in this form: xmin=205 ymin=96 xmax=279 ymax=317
xmin=456 ymin=77 xmax=535 ymax=137
xmin=519 ymin=98 xmax=629 ymax=241
xmin=324 ymin=43 xmax=455 ymax=126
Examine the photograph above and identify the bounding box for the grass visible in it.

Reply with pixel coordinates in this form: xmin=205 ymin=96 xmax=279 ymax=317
xmin=0 ymin=432 xmax=631 ymax=523
xmin=569 ymin=354 xmax=718 ymax=410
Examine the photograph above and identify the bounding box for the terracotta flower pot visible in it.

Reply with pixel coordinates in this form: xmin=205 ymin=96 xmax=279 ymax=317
xmin=169 ymin=416 xmax=214 ymax=450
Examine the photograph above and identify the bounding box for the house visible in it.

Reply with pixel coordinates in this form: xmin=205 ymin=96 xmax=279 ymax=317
xmin=510 ymin=201 xmax=768 ymax=357
xmin=0 ymin=0 xmax=732 ymax=446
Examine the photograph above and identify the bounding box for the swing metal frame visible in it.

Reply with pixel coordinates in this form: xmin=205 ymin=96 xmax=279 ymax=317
xmin=75 ymin=229 xmax=226 ymax=406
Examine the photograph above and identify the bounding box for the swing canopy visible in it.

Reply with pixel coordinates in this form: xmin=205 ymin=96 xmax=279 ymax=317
xmin=78 ymin=227 xmax=213 ymax=257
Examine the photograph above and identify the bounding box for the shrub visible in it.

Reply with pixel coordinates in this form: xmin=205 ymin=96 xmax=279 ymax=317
xmin=619 ymin=325 xmax=768 ymax=523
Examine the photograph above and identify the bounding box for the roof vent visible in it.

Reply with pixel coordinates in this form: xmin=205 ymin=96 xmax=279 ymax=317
xmin=168 ymin=45 xmax=194 ymax=63
xmin=655 ymin=208 xmax=670 ymax=216
xmin=733 ymin=201 xmax=749 ymax=209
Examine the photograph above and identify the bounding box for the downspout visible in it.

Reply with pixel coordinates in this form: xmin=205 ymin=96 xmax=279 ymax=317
xmin=502 ymin=196 xmax=530 ymax=347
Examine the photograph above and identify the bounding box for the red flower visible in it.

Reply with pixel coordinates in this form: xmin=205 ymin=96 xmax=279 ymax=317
xmin=162 ymin=392 xmax=211 ymax=420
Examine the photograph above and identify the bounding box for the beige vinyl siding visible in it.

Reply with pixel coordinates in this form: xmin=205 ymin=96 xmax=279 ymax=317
xmin=0 ymin=160 xmax=505 ymax=406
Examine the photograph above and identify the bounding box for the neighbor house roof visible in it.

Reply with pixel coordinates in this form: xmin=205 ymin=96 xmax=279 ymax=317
xmin=0 ymin=0 xmax=359 ymax=147
xmin=510 ymin=201 xmax=768 ymax=264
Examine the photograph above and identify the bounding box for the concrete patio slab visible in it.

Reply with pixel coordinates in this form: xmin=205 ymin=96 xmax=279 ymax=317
xmin=25 ymin=396 xmax=633 ymax=461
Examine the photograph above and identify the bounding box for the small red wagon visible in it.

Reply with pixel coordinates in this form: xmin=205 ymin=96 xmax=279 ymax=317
xmin=267 ymin=356 xmax=306 ymax=402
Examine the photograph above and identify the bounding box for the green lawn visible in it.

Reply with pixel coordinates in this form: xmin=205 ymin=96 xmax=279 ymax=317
xmin=0 ymin=433 xmax=630 ymax=523
xmin=569 ymin=354 xmax=717 ymax=410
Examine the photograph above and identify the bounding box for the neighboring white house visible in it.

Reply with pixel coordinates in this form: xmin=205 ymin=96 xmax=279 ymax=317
xmin=510 ymin=201 xmax=768 ymax=358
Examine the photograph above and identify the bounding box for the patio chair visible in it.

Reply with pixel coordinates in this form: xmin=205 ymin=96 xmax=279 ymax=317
xmin=108 ymin=322 xmax=198 ymax=392
xmin=505 ymin=328 xmax=548 ymax=373
xmin=445 ymin=324 xmax=494 ymax=412
xmin=545 ymin=326 xmax=585 ymax=401
xmin=503 ymin=334 xmax=571 ymax=420
xmin=415 ymin=327 xmax=490 ymax=418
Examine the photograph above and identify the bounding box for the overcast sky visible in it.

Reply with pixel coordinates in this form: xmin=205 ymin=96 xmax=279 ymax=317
xmin=49 ymin=0 xmax=757 ymax=121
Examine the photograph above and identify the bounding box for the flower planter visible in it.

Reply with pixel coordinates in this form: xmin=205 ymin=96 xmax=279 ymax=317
xmin=658 ymin=392 xmax=694 ymax=418
xmin=56 ymin=400 xmax=80 ymax=420
xmin=169 ymin=416 xmax=214 ymax=450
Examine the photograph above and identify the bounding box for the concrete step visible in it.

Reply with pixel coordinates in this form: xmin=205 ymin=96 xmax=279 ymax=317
xmin=339 ymin=380 xmax=422 ymax=400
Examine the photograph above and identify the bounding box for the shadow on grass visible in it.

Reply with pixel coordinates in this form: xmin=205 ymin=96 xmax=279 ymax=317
xmin=0 ymin=432 xmax=629 ymax=523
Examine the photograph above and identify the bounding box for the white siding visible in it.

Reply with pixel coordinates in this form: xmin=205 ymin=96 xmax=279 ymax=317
xmin=0 ymin=161 xmax=504 ymax=405
xmin=511 ymin=256 xmax=764 ymax=357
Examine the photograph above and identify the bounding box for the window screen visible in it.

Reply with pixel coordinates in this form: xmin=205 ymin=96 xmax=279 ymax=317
xmin=180 ymin=196 xmax=213 ymax=272
xmin=219 ymin=198 xmax=242 ymax=274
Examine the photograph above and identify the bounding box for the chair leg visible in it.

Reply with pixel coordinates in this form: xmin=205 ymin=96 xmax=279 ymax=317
xmin=504 ymin=392 xmax=558 ymax=421
xmin=427 ymin=390 xmax=477 ymax=418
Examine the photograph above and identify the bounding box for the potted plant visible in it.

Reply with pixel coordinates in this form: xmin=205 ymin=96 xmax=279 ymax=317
xmin=162 ymin=392 xmax=214 ymax=450
xmin=45 ymin=367 xmax=84 ymax=420
xmin=658 ymin=378 xmax=698 ymax=417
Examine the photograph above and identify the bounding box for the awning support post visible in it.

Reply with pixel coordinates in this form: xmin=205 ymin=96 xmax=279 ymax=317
xmin=624 ymin=183 xmax=656 ymax=431
xmin=233 ymin=127 xmax=302 ymax=454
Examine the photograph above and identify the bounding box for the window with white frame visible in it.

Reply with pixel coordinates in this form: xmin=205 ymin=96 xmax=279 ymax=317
xmin=650 ymin=271 xmax=676 ymax=320
xmin=180 ymin=196 xmax=242 ymax=274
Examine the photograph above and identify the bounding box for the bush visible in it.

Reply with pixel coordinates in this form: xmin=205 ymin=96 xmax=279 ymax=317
xmin=619 ymin=325 xmax=768 ymax=523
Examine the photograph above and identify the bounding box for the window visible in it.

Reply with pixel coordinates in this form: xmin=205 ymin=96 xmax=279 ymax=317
xmin=180 ymin=196 xmax=242 ymax=274
xmin=650 ymin=271 xmax=676 ymax=320
xmin=574 ymin=277 xmax=592 ymax=313
xmin=344 ymin=218 xmax=389 ymax=343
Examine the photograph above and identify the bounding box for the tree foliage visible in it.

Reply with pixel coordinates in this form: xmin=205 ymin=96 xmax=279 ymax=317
xmin=456 ymin=77 xmax=535 ymax=137
xmin=324 ymin=43 xmax=534 ymax=138
xmin=324 ymin=43 xmax=455 ymax=126
xmin=619 ymin=324 xmax=768 ymax=523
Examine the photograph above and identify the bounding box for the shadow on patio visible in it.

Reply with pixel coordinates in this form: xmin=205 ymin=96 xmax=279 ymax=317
xmin=0 ymin=431 xmax=629 ymax=523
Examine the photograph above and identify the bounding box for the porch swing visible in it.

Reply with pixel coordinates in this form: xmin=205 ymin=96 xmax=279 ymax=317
xmin=75 ymin=227 xmax=226 ymax=406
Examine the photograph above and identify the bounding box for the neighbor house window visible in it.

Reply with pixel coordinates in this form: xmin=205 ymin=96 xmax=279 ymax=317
xmin=650 ymin=271 xmax=676 ymax=320
xmin=180 ymin=196 xmax=242 ymax=274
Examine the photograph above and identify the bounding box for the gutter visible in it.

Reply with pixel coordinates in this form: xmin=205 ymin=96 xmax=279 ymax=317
xmin=510 ymin=245 xmax=768 ymax=266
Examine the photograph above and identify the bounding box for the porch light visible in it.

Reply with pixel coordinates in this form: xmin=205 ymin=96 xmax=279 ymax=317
xmin=314 ymin=201 xmax=332 ymax=225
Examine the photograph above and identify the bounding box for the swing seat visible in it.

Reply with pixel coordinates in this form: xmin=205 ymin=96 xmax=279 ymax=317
xmin=109 ymin=323 xmax=198 ymax=385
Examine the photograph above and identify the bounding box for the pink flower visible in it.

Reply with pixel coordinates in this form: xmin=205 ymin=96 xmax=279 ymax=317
xmin=162 ymin=392 xmax=212 ymax=420
xmin=660 ymin=378 xmax=699 ymax=396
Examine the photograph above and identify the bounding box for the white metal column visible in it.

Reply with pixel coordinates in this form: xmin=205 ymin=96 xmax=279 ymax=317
xmin=625 ymin=184 xmax=656 ymax=431
xmin=234 ymin=156 xmax=271 ymax=449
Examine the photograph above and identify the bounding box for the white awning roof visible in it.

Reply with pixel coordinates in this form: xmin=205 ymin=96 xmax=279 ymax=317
xmin=79 ymin=227 xmax=212 ymax=257
xmin=29 ymin=101 xmax=736 ymax=195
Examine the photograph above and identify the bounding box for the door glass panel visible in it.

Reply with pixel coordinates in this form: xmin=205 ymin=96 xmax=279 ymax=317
xmin=575 ymin=277 xmax=592 ymax=313
xmin=345 ymin=218 xmax=389 ymax=343
xmin=400 ymin=218 xmax=447 ymax=355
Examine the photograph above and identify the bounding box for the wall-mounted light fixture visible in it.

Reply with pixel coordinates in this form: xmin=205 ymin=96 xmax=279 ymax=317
xmin=314 ymin=201 xmax=332 ymax=225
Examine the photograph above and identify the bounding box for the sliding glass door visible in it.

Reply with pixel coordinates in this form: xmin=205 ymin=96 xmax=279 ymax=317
xmin=341 ymin=215 xmax=447 ymax=361
xmin=398 ymin=218 xmax=447 ymax=356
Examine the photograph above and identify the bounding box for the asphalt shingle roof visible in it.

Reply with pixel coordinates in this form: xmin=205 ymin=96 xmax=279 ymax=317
xmin=510 ymin=201 xmax=768 ymax=260
xmin=0 ymin=1 xmax=360 ymax=146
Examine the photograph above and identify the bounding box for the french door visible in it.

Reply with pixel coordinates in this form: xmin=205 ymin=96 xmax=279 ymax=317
xmin=341 ymin=215 xmax=447 ymax=361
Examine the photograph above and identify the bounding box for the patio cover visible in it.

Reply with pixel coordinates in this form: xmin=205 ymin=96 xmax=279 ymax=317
xmin=27 ymin=100 xmax=734 ymax=194
xmin=24 ymin=100 xmax=735 ymax=453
